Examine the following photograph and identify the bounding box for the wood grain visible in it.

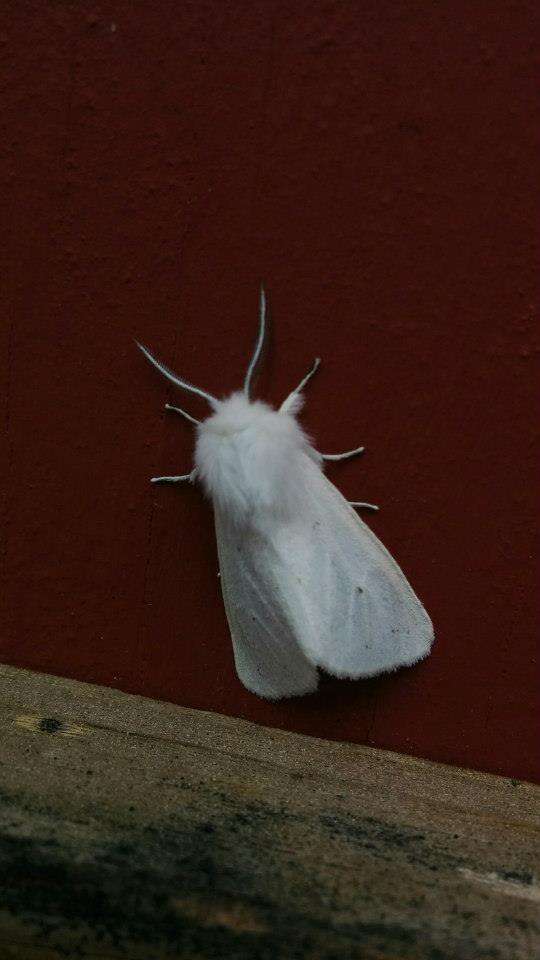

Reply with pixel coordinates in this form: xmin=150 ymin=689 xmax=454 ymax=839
xmin=0 ymin=664 xmax=538 ymax=959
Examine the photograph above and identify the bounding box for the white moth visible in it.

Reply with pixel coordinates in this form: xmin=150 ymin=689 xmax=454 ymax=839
xmin=137 ymin=287 xmax=434 ymax=699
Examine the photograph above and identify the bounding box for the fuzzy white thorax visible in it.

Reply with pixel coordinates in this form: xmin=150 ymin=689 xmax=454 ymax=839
xmin=194 ymin=392 xmax=322 ymax=522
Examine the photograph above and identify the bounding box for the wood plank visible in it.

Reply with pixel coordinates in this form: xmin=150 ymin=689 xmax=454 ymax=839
xmin=0 ymin=664 xmax=538 ymax=959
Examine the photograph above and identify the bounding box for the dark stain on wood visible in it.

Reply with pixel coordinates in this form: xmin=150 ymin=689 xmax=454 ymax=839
xmin=0 ymin=665 xmax=538 ymax=959
xmin=1 ymin=785 xmax=502 ymax=960
xmin=38 ymin=717 xmax=64 ymax=734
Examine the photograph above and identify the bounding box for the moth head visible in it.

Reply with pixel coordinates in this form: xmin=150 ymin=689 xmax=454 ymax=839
xmin=202 ymin=392 xmax=281 ymax=436
xmin=136 ymin=286 xmax=322 ymax=517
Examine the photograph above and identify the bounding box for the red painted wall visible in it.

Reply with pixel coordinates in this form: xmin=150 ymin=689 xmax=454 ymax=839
xmin=1 ymin=2 xmax=538 ymax=782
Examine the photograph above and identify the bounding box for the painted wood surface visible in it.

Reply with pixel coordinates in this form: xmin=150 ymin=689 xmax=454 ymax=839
xmin=1 ymin=1 xmax=538 ymax=784
xmin=0 ymin=664 xmax=538 ymax=959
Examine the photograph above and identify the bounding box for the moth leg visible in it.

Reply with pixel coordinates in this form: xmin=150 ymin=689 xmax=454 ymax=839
xmin=151 ymin=469 xmax=197 ymax=484
xmin=151 ymin=474 xmax=191 ymax=484
xmin=165 ymin=403 xmax=200 ymax=426
xmin=350 ymin=501 xmax=379 ymax=512
xmin=280 ymin=357 xmax=321 ymax=412
xmin=322 ymin=445 xmax=365 ymax=461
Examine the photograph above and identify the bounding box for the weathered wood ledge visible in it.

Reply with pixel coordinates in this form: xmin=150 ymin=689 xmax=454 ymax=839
xmin=0 ymin=663 xmax=538 ymax=959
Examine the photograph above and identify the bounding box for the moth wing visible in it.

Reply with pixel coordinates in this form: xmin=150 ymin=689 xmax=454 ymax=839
xmin=273 ymin=456 xmax=434 ymax=677
xmin=214 ymin=508 xmax=319 ymax=699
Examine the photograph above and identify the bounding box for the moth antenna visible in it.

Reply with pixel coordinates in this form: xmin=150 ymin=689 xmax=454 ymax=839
xmin=280 ymin=357 xmax=321 ymax=412
xmin=243 ymin=284 xmax=267 ymax=399
xmin=136 ymin=341 xmax=218 ymax=407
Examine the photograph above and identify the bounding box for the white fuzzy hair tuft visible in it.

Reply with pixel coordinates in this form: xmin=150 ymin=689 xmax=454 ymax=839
xmin=195 ymin=392 xmax=321 ymax=522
